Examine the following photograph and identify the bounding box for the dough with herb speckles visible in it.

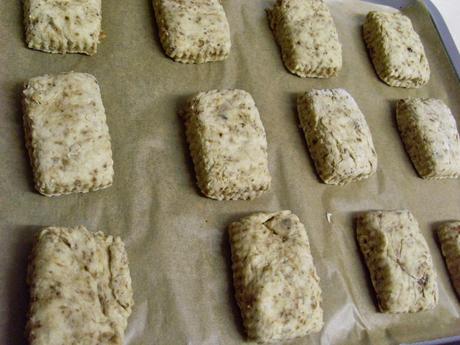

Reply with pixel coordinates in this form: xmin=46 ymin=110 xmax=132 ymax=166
xmin=363 ymin=11 xmax=430 ymax=88
xmin=229 ymin=211 xmax=323 ymax=342
xmin=24 ymin=0 xmax=102 ymax=55
xmin=396 ymin=98 xmax=460 ymax=179
xmin=26 ymin=226 xmax=133 ymax=345
xmin=267 ymin=0 xmax=342 ymax=78
xmin=297 ymin=88 xmax=377 ymax=185
xmin=438 ymin=222 xmax=460 ymax=298
xmin=357 ymin=210 xmax=438 ymax=313
xmin=23 ymin=72 xmax=113 ymax=196
xmin=152 ymin=0 xmax=231 ymax=63
xmin=182 ymin=89 xmax=271 ymax=200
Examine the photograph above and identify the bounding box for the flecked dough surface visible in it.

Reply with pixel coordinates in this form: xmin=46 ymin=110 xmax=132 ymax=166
xmin=267 ymin=0 xmax=342 ymax=78
xmin=438 ymin=222 xmax=460 ymax=298
xmin=183 ymin=89 xmax=271 ymax=200
xmin=228 ymin=211 xmax=323 ymax=343
xmin=22 ymin=72 xmax=114 ymax=197
xmin=152 ymin=0 xmax=231 ymax=63
xmin=24 ymin=0 xmax=102 ymax=55
xmin=297 ymin=88 xmax=377 ymax=185
xmin=396 ymin=98 xmax=460 ymax=179
xmin=356 ymin=210 xmax=438 ymax=313
xmin=26 ymin=226 xmax=134 ymax=345
xmin=363 ymin=11 xmax=430 ymax=88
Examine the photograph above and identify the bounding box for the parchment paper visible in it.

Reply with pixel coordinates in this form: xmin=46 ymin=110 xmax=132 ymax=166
xmin=0 ymin=0 xmax=459 ymax=344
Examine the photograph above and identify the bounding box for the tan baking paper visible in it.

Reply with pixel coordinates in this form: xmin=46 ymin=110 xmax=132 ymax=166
xmin=0 ymin=1 xmax=459 ymax=344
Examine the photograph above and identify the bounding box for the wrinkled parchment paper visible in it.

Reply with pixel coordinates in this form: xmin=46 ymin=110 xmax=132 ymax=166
xmin=0 ymin=0 xmax=459 ymax=344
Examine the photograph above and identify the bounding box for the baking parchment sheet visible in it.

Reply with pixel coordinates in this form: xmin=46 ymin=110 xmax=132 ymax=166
xmin=0 ymin=0 xmax=459 ymax=344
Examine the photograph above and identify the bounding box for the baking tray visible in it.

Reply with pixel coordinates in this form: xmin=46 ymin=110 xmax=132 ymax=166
xmin=1 ymin=0 xmax=460 ymax=344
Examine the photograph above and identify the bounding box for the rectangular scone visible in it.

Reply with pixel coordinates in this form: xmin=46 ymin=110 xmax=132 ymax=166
xmin=438 ymin=222 xmax=460 ymax=298
xmin=152 ymin=0 xmax=231 ymax=63
xmin=24 ymin=0 xmax=102 ymax=55
xmin=26 ymin=226 xmax=134 ymax=345
xmin=396 ymin=98 xmax=460 ymax=179
xmin=228 ymin=211 xmax=323 ymax=342
xmin=23 ymin=72 xmax=114 ymax=196
xmin=267 ymin=0 xmax=342 ymax=78
xmin=356 ymin=210 xmax=438 ymax=313
xmin=183 ymin=89 xmax=271 ymax=200
xmin=363 ymin=11 xmax=430 ymax=88
xmin=297 ymin=88 xmax=377 ymax=185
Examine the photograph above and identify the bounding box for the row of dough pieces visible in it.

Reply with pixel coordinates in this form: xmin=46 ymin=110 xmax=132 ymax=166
xmin=26 ymin=211 xmax=460 ymax=344
xmin=23 ymin=72 xmax=460 ymax=198
xmin=22 ymin=73 xmax=460 ymax=344
xmin=25 ymin=0 xmax=430 ymax=88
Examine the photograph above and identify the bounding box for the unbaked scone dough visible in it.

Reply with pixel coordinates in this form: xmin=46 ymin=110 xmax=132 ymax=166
xmin=357 ymin=210 xmax=438 ymax=313
xmin=396 ymin=98 xmax=460 ymax=179
xmin=152 ymin=0 xmax=231 ymax=63
xmin=298 ymin=88 xmax=377 ymax=185
xmin=23 ymin=72 xmax=113 ymax=196
xmin=363 ymin=11 xmax=430 ymax=88
xmin=228 ymin=211 xmax=323 ymax=342
xmin=27 ymin=226 xmax=134 ymax=345
xmin=183 ymin=89 xmax=271 ymax=200
xmin=24 ymin=0 xmax=102 ymax=55
xmin=438 ymin=222 xmax=460 ymax=298
xmin=267 ymin=0 xmax=342 ymax=78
